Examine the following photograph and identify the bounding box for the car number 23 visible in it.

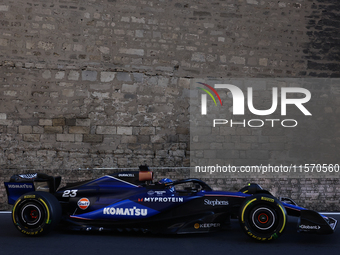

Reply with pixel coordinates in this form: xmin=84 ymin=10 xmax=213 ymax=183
xmin=62 ymin=189 xmax=78 ymax=197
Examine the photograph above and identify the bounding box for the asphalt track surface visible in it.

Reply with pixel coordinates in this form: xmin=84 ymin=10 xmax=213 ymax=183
xmin=0 ymin=212 xmax=339 ymax=255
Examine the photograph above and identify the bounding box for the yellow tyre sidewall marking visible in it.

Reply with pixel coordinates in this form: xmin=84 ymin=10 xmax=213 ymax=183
xmin=12 ymin=199 xmax=21 ymax=225
xmin=241 ymin=198 xmax=257 ymax=223
xmin=12 ymin=196 xmax=51 ymax=227
xmin=241 ymin=197 xmax=286 ymax=237
xmin=38 ymin=198 xmax=50 ymax=224
xmin=278 ymin=204 xmax=286 ymax=233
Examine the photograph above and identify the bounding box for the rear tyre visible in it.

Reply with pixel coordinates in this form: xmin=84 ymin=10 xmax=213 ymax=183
xmin=239 ymin=194 xmax=286 ymax=241
xmin=12 ymin=191 xmax=62 ymax=236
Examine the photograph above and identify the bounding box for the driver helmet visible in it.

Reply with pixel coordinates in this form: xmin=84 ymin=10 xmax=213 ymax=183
xmin=159 ymin=178 xmax=175 ymax=193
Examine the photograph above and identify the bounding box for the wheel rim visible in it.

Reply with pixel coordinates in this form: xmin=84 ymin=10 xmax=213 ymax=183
xmin=251 ymin=207 xmax=276 ymax=231
xmin=18 ymin=202 xmax=45 ymax=228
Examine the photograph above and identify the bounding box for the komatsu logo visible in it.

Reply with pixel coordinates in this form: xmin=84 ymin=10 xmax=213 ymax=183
xmin=103 ymin=207 xmax=147 ymax=216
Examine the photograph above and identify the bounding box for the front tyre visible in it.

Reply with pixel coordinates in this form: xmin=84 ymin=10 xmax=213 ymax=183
xmin=239 ymin=194 xmax=287 ymax=241
xmin=12 ymin=191 xmax=62 ymax=236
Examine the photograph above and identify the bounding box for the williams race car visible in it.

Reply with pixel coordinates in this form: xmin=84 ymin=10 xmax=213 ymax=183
xmin=4 ymin=166 xmax=337 ymax=241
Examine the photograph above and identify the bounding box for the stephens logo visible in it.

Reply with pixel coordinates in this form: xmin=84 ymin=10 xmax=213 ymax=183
xmin=204 ymin=199 xmax=229 ymax=206
xmin=197 ymin=82 xmax=312 ymax=128
xmin=78 ymin=198 xmax=90 ymax=210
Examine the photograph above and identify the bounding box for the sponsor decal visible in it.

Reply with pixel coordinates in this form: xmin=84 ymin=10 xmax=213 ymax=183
xmin=103 ymin=207 xmax=148 ymax=216
xmin=194 ymin=223 xmax=221 ymax=229
xmin=7 ymin=184 xmax=34 ymax=189
xmin=78 ymin=198 xmax=90 ymax=210
xmin=147 ymin=190 xmax=155 ymax=196
xmin=24 ymin=195 xmax=35 ymax=199
xmin=18 ymin=174 xmax=38 ymax=179
xmin=204 ymin=199 xmax=229 ymax=206
xmin=118 ymin=173 xmax=135 ymax=177
xmin=155 ymin=191 xmax=167 ymax=195
xmin=147 ymin=190 xmax=167 ymax=196
xmin=299 ymin=225 xmax=321 ymax=230
xmin=261 ymin=197 xmax=274 ymax=203
xmin=138 ymin=197 xmax=184 ymax=203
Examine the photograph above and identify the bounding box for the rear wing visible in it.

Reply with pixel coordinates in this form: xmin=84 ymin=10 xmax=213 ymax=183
xmin=4 ymin=173 xmax=61 ymax=205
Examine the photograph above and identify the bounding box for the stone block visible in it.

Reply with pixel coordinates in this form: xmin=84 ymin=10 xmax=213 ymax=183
xmin=0 ymin=113 xmax=6 ymax=120
xmin=117 ymin=126 xmax=133 ymax=135
xmin=44 ymin=126 xmax=63 ymax=134
xmin=119 ymin=48 xmax=144 ymax=56
xmin=121 ymin=135 xmax=137 ymax=143
xmin=62 ymin=89 xmax=74 ymax=97
xmin=66 ymin=118 xmax=76 ymax=126
xmin=57 ymin=134 xmax=75 ymax=142
xmin=19 ymin=126 xmax=32 ymax=134
xmin=76 ymin=119 xmax=91 ymax=126
xmin=122 ymin=84 xmax=137 ymax=93
xmin=0 ymin=5 xmax=9 ymax=11
xmin=53 ymin=118 xmax=65 ymax=126
xmin=39 ymin=119 xmax=52 ymax=126
xmin=100 ymin=72 xmax=115 ymax=82
xmin=96 ymin=126 xmax=116 ymax=134
xmin=139 ymin=127 xmax=155 ymax=135
xmin=68 ymin=71 xmax=80 ymax=81
xmin=116 ymin=72 xmax=132 ymax=82
xmin=55 ymin=71 xmax=65 ymax=79
xmin=83 ymin=134 xmax=103 ymax=143
xmin=33 ymin=126 xmax=44 ymax=134
xmin=82 ymin=70 xmax=98 ymax=81
xmin=230 ymin=56 xmax=245 ymax=65
xmin=23 ymin=134 xmax=40 ymax=142
xmin=69 ymin=126 xmax=90 ymax=134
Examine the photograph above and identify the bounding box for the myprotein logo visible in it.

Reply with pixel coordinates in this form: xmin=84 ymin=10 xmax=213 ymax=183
xmin=197 ymin=83 xmax=312 ymax=128
xmin=138 ymin=197 xmax=184 ymax=202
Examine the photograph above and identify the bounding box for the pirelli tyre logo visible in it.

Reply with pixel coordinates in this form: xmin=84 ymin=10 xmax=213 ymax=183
xmin=261 ymin=197 xmax=274 ymax=203
xmin=103 ymin=207 xmax=148 ymax=216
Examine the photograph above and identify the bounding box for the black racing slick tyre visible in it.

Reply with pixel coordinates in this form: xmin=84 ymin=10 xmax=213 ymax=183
xmin=239 ymin=194 xmax=287 ymax=241
xmin=12 ymin=191 xmax=62 ymax=236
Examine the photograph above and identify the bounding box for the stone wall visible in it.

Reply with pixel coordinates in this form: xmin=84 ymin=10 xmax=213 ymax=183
xmin=0 ymin=0 xmax=340 ymax=210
